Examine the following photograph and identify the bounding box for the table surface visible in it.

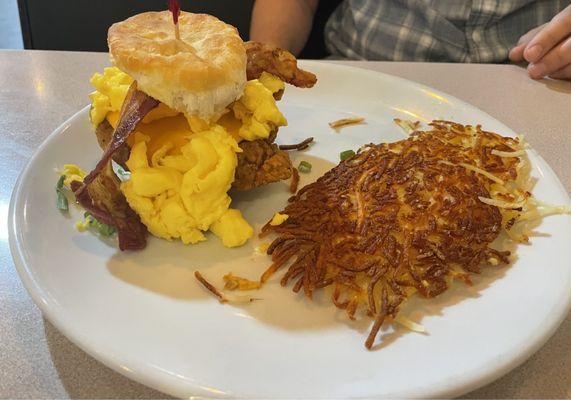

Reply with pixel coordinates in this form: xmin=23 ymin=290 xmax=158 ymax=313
xmin=1 ymin=50 xmax=570 ymax=399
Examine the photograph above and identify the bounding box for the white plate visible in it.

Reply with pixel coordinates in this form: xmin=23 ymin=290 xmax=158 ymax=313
xmin=9 ymin=62 xmax=571 ymax=398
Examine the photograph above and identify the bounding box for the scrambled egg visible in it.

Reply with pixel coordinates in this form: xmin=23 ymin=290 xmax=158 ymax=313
xmin=89 ymin=67 xmax=287 ymax=247
xmin=59 ymin=164 xmax=86 ymax=188
xmin=89 ymin=68 xmax=133 ymax=127
xmin=57 ymin=164 xmax=93 ymax=232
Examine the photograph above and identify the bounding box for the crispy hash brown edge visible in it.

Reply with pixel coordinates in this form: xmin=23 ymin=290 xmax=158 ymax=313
xmin=259 ymin=120 xmax=556 ymax=349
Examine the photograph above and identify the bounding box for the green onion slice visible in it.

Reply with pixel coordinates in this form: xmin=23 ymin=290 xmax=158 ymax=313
xmin=97 ymin=223 xmax=116 ymax=237
xmin=56 ymin=175 xmax=65 ymax=190
xmin=83 ymin=212 xmax=117 ymax=237
xmin=340 ymin=149 xmax=356 ymax=161
xmin=56 ymin=175 xmax=68 ymax=211
xmin=298 ymin=160 xmax=312 ymax=173
xmin=56 ymin=191 xmax=68 ymax=211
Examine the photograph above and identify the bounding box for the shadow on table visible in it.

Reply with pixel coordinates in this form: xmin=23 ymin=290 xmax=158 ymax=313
xmin=540 ymin=79 xmax=571 ymax=93
xmin=43 ymin=320 xmax=173 ymax=399
xmin=510 ymin=63 xmax=571 ymax=94
xmin=539 ymin=78 xmax=571 ymax=94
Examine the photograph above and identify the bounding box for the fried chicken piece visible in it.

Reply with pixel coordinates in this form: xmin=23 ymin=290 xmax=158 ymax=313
xmin=94 ymin=119 xmax=112 ymax=150
xmin=233 ymin=138 xmax=292 ymax=191
xmin=245 ymin=41 xmax=317 ymax=88
xmin=261 ymin=121 xmax=524 ymax=349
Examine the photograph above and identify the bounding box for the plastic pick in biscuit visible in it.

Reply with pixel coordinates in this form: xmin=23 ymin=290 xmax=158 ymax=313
xmin=168 ymin=0 xmax=181 ymax=40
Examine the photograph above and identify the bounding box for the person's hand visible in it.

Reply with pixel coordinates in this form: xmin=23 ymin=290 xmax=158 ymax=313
xmin=509 ymin=5 xmax=571 ymax=80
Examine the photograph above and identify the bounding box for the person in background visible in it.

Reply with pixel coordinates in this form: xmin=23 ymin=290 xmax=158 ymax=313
xmin=250 ymin=0 xmax=571 ymax=80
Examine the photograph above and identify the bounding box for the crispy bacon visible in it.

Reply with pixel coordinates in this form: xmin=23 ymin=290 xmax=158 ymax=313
xmin=83 ymin=83 xmax=159 ymax=184
xmin=71 ymin=176 xmax=147 ymax=250
xmin=245 ymin=41 xmax=317 ymax=88
xmin=73 ymin=82 xmax=159 ymax=250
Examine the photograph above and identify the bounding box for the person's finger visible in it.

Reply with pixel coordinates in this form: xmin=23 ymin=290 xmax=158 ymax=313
xmin=509 ymin=43 xmax=526 ymax=62
xmin=548 ymin=63 xmax=571 ymax=80
xmin=518 ymin=24 xmax=545 ymax=46
xmin=510 ymin=24 xmax=544 ymax=62
xmin=527 ymin=36 xmax=571 ymax=79
xmin=524 ymin=5 xmax=571 ymax=63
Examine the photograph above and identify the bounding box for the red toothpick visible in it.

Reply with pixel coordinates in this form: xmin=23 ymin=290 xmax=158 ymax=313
xmin=168 ymin=0 xmax=181 ymax=40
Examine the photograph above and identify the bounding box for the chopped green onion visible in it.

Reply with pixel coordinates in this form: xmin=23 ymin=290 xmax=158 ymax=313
xmin=56 ymin=175 xmax=69 ymax=211
xmin=113 ymin=161 xmax=132 ymax=182
xmin=56 ymin=175 xmax=65 ymax=190
xmin=83 ymin=212 xmax=117 ymax=237
xmin=340 ymin=149 xmax=356 ymax=161
xmin=56 ymin=191 xmax=69 ymax=211
xmin=298 ymin=160 xmax=312 ymax=173
xmin=97 ymin=222 xmax=116 ymax=237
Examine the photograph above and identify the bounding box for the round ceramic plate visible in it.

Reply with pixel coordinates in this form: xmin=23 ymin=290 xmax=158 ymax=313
xmin=9 ymin=62 xmax=571 ymax=398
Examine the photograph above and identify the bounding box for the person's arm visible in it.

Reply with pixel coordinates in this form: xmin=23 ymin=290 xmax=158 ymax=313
xmin=250 ymin=0 xmax=320 ymax=56
xmin=509 ymin=5 xmax=571 ymax=80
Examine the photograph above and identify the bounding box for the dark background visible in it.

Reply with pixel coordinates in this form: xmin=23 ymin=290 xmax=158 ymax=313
xmin=17 ymin=0 xmax=343 ymax=59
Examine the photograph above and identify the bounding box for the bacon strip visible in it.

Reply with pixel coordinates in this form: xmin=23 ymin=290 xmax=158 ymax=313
xmin=73 ymin=82 xmax=159 ymax=250
xmin=83 ymin=83 xmax=159 ymax=186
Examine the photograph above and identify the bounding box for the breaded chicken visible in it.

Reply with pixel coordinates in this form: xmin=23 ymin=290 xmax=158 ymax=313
xmin=234 ymin=138 xmax=292 ymax=190
xmin=245 ymin=41 xmax=317 ymax=88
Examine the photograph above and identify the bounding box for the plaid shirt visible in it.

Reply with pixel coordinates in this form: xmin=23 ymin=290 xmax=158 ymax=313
xmin=325 ymin=0 xmax=570 ymax=62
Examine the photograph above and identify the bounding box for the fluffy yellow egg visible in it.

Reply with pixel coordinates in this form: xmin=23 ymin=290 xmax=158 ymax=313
xmin=89 ymin=67 xmax=133 ymax=127
xmin=211 ymin=209 xmax=254 ymax=247
xmin=89 ymin=68 xmax=287 ymax=247
xmin=230 ymin=72 xmax=287 ymax=141
xmin=121 ymin=126 xmax=253 ymax=246
xmin=59 ymin=164 xmax=86 ymax=188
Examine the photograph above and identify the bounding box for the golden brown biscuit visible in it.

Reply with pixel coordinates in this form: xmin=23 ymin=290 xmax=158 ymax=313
xmin=108 ymin=11 xmax=246 ymax=120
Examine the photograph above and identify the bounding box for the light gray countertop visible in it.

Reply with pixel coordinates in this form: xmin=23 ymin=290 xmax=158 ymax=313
xmin=0 ymin=50 xmax=570 ymax=399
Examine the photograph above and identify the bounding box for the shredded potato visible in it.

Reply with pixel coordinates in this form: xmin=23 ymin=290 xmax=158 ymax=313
xmin=195 ymin=271 xmax=260 ymax=303
xmin=395 ymin=315 xmax=426 ymax=333
xmin=329 ymin=117 xmax=365 ymax=132
xmin=260 ymin=119 xmax=568 ymax=349
xmin=394 ymin=118 xmax=421 ymax=134
xmin=206 ymin=120 xmax=568 ymax=348
xmin=224 ymin=273 xmax=262 ymax=291
xmin=491 ymin=149 xmax=527 ymax=157
xmin=439 ymin=160 xmax=505 ymax=185
xmin=478 ymin=196 xmax=525 ymax=209
xmin=459 ymin=163 xmax=505 ymax=185
xmin=475 ymin=134 xmax=569 ymax=245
